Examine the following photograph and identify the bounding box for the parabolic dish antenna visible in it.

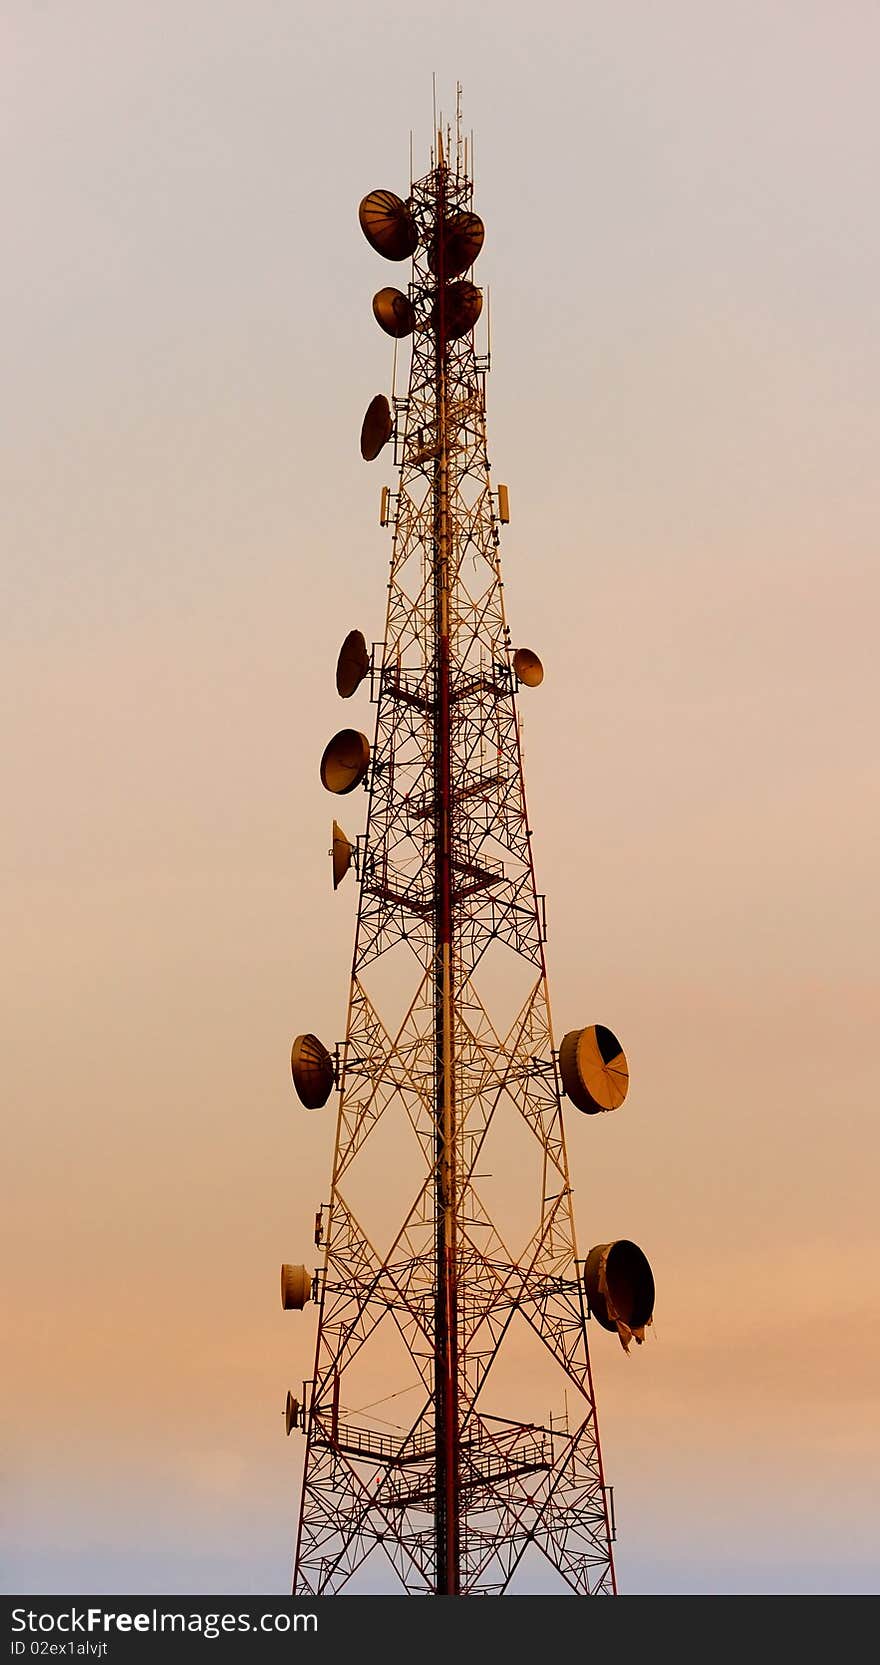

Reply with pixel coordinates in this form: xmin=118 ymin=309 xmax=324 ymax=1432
xmin=336 ymin=629 xmax=369 ymax=698
xmin=331 ymin=821 xmax=353 ymax=890
xmin=428 ymin=210 xmax=485 ymax=280
xmin=320 ymin=729 xmax=370 ymax=794
xmin=360 ymin=393 xmax=393 ymax=461
xmin=290 ymin=1032 xmax=335 ymax=1109
xmin=358 ymin=190 xmax=418 ymax=261
xmin=430 ymin=280 xmax=482 ymax=341
xmin=513 ymin=647 xmax=544 ymax=687
xmin=372 ymin=287 xmax=416 ymax=338
xmin=285 ymin=1392 xmax=300 ymax=1436
xmin=280 ymin=1263 xmax=312 ymax=1310
xmin=584 ymin=1240 xmax=655 ymax=1338
xmin=559 ymin=1023 xmax=628 ymax=1114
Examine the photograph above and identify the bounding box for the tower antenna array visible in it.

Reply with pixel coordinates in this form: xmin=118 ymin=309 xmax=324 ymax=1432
xmin=282 ymin=103 xmax=655 ymax=1597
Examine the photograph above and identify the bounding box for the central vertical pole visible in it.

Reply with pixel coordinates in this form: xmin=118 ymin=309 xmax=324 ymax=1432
xmin=432 ymin=145 xmax=460 ymax=1596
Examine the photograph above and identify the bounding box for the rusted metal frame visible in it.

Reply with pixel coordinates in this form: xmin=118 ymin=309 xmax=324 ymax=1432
xmin=448 ymin=1018 xmax=537 ymax=1113
xmin=295 ymin=1447 xmax=398 ymax=1591
xmin=515 ymin=1293 xmax=594 ymax=1400
xmin=451 ymin=872 xmax=503 ymax=904
xmin=493 ymin=1429 xmax=602 ymax=1596
xmin=380 ymin=674 xmax=434 ymax=715
xmin=491 ymin=575 xmax=589 ymax=1293
xmin=362 ymin=880 xmax=433 ymax=915
xmin=450 ymin=697 xmax=516 ymax=793
xmin=452 ymin=783 xmax=531 ymax=873
xmin=333 ymin=1065 xmax=399 ymax=1179
xmin=312 ymin=1417 xmax=436 ymax=1465
xmin=297 ymin=146 xmax=614 ymax=1596
xmin=312 ymin=1200 xmax=438 ymax=1404
xmin=304 ymin=1437 xmax=435 ymax=1594
xmin=449 ymin=575 xmax=505 ymax=669
xmin=455 ymin=988 xmax=560 ymax=1200
xmin=455 ymin=879 xmax=538 ymax=959
xmin=461 ymin=796 xmax=533 ymax=870
xmin=454 ymin=1194 xmax=578 ymax=1436
xmin=353 ymin=900 xmax=429 ymax=967
xmin=527 ymin=1429 xmax=613 ymax=1594
xmin=332 ymin=1072 xmax=419 ymax=1178
xmin=336 ymin=1010 xmax=427 ymax=1130
xmin=294 ymin=977 xmax=372 ymax=1591
xmin=303 ymin=1415 xmax=443 ymax=1584
xmin=313 ymin=1281 xmax=434 ymax=1424
xmin=343 ymin=977 xmax=444 ymax=1172
xmin=449 ymin=992 xmax=558 ymax=1192
xmin=428 ymin=156 xmax=464 ymax=1598
xmin=321 ymin=1094 xmax=488 ymax=1403
xmin=461 ymin=966 xmax=547 ymax=1072
xmin=463 ymin=1491 xmax=560 ymax=1594
xmin=460 ymin=1423 xmax=605 ymax=1594
xmin=448 ymin=670 xmax=507 ymax=705
xmin=517 ymin=1206 xmax=580 ymax=1292
xmin=454 ymin=487 xmax=495 ymax=556
xmin=324 ymin=1176 xmax=436 ymax=1325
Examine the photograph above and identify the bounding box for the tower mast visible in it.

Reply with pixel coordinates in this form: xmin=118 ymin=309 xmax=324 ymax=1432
xmin=432 ymin=136 xmax=461 ymax=1594
xmin=282 ymin=105 xmax=656 ymax=1598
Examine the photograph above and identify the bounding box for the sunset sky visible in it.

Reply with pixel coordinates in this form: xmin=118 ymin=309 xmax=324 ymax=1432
xmin=3 ymin=1 xmax=878 ymax=1594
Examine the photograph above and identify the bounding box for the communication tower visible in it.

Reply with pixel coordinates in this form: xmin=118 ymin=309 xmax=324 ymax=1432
xmin=281 ymin=102 xmax=655 ymax=1597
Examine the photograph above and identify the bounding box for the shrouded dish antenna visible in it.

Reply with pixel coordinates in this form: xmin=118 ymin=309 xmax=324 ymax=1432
xmin=290 ymin=1032 xmax=335 ymax=1109
xmin=513 ymin=648 xmax=544 ymax=687
xmin=285 ymin=1391 xmax=301 ymax=1435
xmin=358 ymin=190 xmax=418 ymax=261
xmin=429 ymin=211 xmax=485 ymax=280
xmin=360 ymin=393 xmax=393 ymax=461
xmin=584 ymin=1240 xmax=655 ymax=1347
xmin=320 ymin=729 xmax=370 ymax=794
xmin=280 ymin=1264 xmax=312 ymax=1310
xmin=431 ymin=280 xmax=482 ymax=341
xmin=559 ymin=1024 xmax=628 ymax=1114
xmin=336 ymin=629 xmax=369 ymax=698
xmin=372 ymin=287 xmax=416 ymax=339
xmin=331 ymin=821 xmax=353 ymax=890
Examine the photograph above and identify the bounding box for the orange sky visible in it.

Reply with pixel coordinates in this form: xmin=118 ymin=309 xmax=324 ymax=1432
xmin=3 ymin=0 xmax=879 ymax=1594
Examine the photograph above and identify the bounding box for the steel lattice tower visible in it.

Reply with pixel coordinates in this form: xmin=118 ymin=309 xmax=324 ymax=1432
xmin=282 ymin=107 xmax=654 ymax=1597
